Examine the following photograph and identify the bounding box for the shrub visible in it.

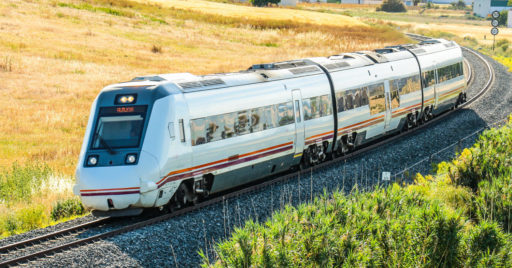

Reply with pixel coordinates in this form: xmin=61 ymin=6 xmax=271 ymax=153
xmin=462 ymin=221 xmax=512 ymax=266
xmin=0 ymin=206 xmax=47 ymax=236
xmin=51 ymin=198 xmax=85 ymax=221
xmin=0 ymin=162 xmax=52 ymax=204
xmin=377 ymin=0 xmax=406 ymax=13
xmin=450 ymin=0 xmax=466 ymax=10
xmin=249 ymin=0 xmax=280 ymax=7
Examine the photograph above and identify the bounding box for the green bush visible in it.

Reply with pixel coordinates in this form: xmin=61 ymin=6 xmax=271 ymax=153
xmin=249 ymin=0 xmax=279 ymax=7
xmin=0 ymin=162 xmax=52 ymax=204
xmin=462 ymin=221 xmax=512 ymax=266
xmin=51 ymin=198 xmax=85 ymax=221
xmin=204 ymin=117 xmax=512 ymax=266
xmin=377 ymin=0 xmax=406 ymax=13
xmin=1 ymin=206 xmax=47 ymax=236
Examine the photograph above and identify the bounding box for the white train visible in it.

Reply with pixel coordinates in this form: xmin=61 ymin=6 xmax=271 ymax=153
xmin=74 ymin=39 xmax=466 ymax=216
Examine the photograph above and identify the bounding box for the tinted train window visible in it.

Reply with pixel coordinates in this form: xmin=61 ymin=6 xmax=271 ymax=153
xmin=250 ymin=108 xmax=263 ymax=133
xmin=310 ymin=97 xmax=321 ymax=119
xmin=278 ymin=102 xmax=294 ymax=126
xmin=320 ymin=95 xmax=332 ymax=116
xmin=361 ymin=87 xmax=369 ymax=106
xmin=368 ymin=83 xmax=385 ymax=115
xmin=235 ymin=110 xmax=250 ymax=135
xmin=423 ymin=70 xmax=436 ymax=88
xmin=303 ymin=99 xmax=313 ymax=120
xmin=205 ymin=115 xmax=222 ymax=143
xmin=335 ymin=91 xmax=345 ymax=112
xmin=191 ymin=118 xmax=206 ymax=146
xmin=261 ymin=105 xmax=278 ymax=130
xmin=345 ymin=92 xmax=353 ymax=110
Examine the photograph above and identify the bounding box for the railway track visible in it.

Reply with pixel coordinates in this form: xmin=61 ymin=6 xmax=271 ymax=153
xmin=0 ymin=35 xmax=494 ymax=267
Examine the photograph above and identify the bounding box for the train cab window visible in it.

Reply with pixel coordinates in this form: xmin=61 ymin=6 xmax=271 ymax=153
xmin=368 ymin=83 xmax=385 ymax=115
xmin=336 ymin=91 xmax=345 ymax=113
xmin=235 ymin=110 xmax=250 ymax=135
xmin=250 ymin=108 xmax=263 ymax=133
xmin=320 ymin=95 xmax=332 ymax=116
xmin=91 ymin=115 xmax=144 ymax=149
xmin=190 ymin=118 xmax=206 ymax=146
xmin=277 ymin=102 xmax=294 ymax=126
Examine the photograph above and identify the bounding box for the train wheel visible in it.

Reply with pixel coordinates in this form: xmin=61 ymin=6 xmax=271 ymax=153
xmin=168 ymin=183 xmax=190 ymax=212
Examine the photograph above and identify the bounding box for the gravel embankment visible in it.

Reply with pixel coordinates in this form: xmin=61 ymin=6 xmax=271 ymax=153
xmin=4 ymin=49 xmax=511 ymax=267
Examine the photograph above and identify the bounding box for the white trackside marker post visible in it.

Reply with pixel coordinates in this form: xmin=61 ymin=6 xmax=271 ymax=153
xmin=382 ymin=171 xmax=391 ymax=181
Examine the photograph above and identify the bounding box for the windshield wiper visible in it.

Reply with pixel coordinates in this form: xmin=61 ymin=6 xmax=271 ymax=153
xmin=98 ymin=135 xmax=116 ymax=155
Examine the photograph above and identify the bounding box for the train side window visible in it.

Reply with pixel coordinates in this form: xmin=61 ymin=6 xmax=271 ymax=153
xmin=205 ymin=115 xmax=223 ymax=143
xmin=303 ymin=99 xmax=312 ymax=120
xmin=310 ymin=96 xmax=321 ymax=119
xmin=190 ymin=118 xmax=206 ymax=146
xmin=410 ymin=75 xmax=421 ymax=93
xmin=235 ymin=110 xmax=250 ymax=135
xmin=222 ymin=112 xmax=236 ymax=139
xmin=320 ymin=95 xmax=332 ymax=116
xmin=250 ymin=108 xmax=263 ymax=133
xmin=345 ymin=92 xmax=354 ymax=110
xmin=353 ymin=90 xmax=361 ymax=109
xmin=361 ymin=87 xmax=369 ymax=106
xmin=390 ymin=89 xmax=400 ymax=109
xmin=336 ymin=91 xmax=345 ymax=113
xmin=277 ymin=102 xmax=294 ymax=126
xmin=458 ymin=62 xmax=463 ymax=76
xmin=294 ymin=100 xmax=301 ymax=123
xmin=368 ymin=83 xmax=385 ymax=115
xmin=260 ymin=105 xmax=277 ymax=129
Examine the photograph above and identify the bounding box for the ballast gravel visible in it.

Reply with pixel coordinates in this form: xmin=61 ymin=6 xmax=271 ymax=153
xmin=5 ymin=49 xmax=511 ymax=267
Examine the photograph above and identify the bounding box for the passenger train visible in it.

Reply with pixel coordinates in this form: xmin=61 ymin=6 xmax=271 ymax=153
xmin=74 ymin=39 xmax=467 ymax=216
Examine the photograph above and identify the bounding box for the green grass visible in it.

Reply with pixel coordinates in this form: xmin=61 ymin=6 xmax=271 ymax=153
xmin=203 ymin=116 xmax=512 ymax=266
xmin=0 ymin=163 xmax=87 ymax=237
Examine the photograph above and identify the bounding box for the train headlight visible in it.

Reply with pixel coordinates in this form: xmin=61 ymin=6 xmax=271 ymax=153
xmin=87 ymin=155 xmax=99 ymax=166
xmin=115 ymin=94 xmax=137 ymax=104
xmin=125 ymin=154 xmax=137 ymax=165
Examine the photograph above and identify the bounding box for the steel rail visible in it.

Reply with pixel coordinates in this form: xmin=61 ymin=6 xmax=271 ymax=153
xmin=0 ymin=35 xmax=494 ymax=267
xmin=0 ymin=218 xmax=109 ymax=254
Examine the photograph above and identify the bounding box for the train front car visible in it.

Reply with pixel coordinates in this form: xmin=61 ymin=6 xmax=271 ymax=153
xmin=74 ymin=81 xmax=178 ymax=217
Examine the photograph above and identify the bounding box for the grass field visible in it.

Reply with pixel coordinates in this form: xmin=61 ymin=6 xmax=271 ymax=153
xmin=0 ymin=0 xmax=408 ymax=236
xmin=204 ymin=117 xmax=512 ymax=266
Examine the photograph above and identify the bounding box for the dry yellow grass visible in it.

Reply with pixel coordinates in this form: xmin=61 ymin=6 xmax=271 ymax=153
xmin=136 ymin=0 xmax=365 ymax=26
xmin=0 ymin=0 xmax=407 ymax=178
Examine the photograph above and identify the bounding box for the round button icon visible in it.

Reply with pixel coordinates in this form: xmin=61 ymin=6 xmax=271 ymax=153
xmin=491 ymin=27 xmax=499 ymax=36
xmin=492 ymin=10 xmax=500 ymax=19
xmin=491 ymin=19 xmax=499 ymax=27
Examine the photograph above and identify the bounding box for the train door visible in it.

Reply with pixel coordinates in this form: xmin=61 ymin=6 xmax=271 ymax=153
xmin=383 ymin=81 xmax=392 ymax=129
xmin=291 ymin=89 xmax=305 ymax=155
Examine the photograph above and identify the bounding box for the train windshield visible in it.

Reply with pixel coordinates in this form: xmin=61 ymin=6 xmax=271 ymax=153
xmin=91 ymin=106 xmax=147 ymax=149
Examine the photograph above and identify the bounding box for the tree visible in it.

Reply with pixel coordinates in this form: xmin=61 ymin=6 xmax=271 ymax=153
xmin=497 ymin=10 xmax=508 ymax=26
xmin=413 ymin=0 xmax=421 ymax=6
xmin=377 ymin=0 xmax=407 ymax=12
xmin=450 ymin=0 xmax=466 ymax=10
xmin=250 ymin=0 xmax=280 ymax=7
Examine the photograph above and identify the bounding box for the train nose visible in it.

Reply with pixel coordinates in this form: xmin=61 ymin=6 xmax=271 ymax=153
xmin=74 ymin=151 xmax=161 ymax=212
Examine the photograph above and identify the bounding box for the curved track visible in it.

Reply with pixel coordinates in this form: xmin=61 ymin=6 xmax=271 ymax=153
xmin=0 ymin=36 xmax=496 ymax=267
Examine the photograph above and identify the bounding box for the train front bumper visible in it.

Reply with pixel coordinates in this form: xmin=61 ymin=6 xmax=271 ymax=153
xmin=73 ymin=166 xmax=160 ymax=213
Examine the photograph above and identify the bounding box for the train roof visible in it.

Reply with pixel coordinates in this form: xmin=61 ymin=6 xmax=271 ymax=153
xmin=104 ymin=38 xmax=459 ymax=94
